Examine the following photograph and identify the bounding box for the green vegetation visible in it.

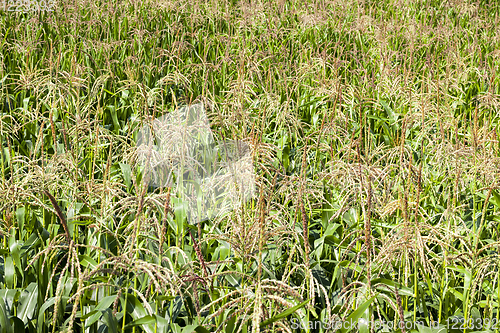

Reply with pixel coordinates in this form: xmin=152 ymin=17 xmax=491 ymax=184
xmin=1 ymin=0 xmax=500 ymax=332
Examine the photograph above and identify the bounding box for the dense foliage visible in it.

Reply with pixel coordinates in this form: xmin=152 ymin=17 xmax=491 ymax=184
xmin=1 ymin=0 xmax=500 ymax=332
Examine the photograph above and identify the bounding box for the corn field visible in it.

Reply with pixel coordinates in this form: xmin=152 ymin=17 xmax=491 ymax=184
xmin=1 ymin=0 xmax=500 ymax=332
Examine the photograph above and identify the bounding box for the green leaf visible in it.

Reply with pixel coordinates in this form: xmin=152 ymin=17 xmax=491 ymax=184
xmin=154 ymin=314 xmax=169 ymax=333
xmin=372 ymin=278 xmax=414 ymax=297
xmin=124 ymin=314 xmax=156 ymax=328
xmin=0 ymin=290 xmax=19 ymax=312
xmin=124 ymin=314 xmax=172 ymax=333
xmin=102 ymin=308 xmax=118 ymax=333
xmin=121 ymin=293 xmax=155 ymax=333
xmin=447 ymin=266 xmax=471 ymax=298
xmin=340 ymin=295 xmax=377 ymax=333
xmin=17 ymin=282 xmax=38 ymax=324
xmin=339 ymin=260 xmax=364 ymax=274
xmin=0 ymin=299 xmax=13 ymax=333
xmin=85 ymin=295 xmax=117 ymax=327
xmin=225 ymin=314 xmax=236 ymax=333
xmin=5 ymin=257 xmax=15 ymax=289
xmin=259 ymin=299 xmax=310 ymax=328
xmin=107 ymin=105 xmax=121 ymax=133
xmin=79 ymin=255 xmax=99 ymax=270
xmin=194 ymin=325 xmax=211 ymax=333
xmin=21 ymin=232 xmax=41 ymax=253
xmin=9 ymin=241 xmax=23 ymax=282
xmin=10 ymin=316 xmax=25 ymax=332
xmin=119 ymin=163 xmax=132 ymax=191
xmin=490 ymin=190 xmax=500 ymax=209
xmin=37 ymin=298 xmax=56 ymax=333
xmin=15 ymin=207 xmax=25 ymax=235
